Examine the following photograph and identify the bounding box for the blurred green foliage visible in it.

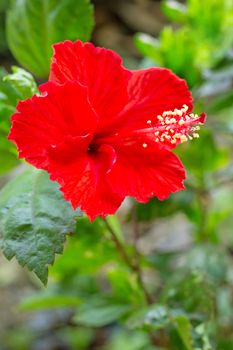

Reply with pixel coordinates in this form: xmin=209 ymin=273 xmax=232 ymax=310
xmin=0 ymin=0 xmax=233 ymax=349
xmin=7 ymin=0 xmax=94 ymax=77
xmin=135 ymin=0 xmax=233 ymax=87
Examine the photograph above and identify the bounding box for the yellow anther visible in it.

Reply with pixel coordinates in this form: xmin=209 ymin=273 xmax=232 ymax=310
xmin=147 ymin=120 xmax=152 ymax=124
xmin=142 ymin=143 xmax=148 ymax=148
xmin=176 ymin=110 xmax=183 ymax=116
xmin=178 ymin=119 xmax=185 ymax=126
xmin=180 ymin=135 xmax=188 ymax=143
xmin=193 ymin=133 xmax=199 ymax=138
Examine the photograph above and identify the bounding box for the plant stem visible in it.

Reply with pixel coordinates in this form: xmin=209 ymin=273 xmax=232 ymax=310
xmin=103 ymin=217 xmax=132 ymax=268
xmin=103 ymin=216 xmax=152 ymax=305
xmin=132 ymin=204 xmax=153 ymax=304
xmin=103 ymin=216 xmax=158 ymax=347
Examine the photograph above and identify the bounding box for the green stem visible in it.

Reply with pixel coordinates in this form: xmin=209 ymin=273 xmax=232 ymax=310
xmin=103 ymin=217 xmax=153 ymax=305
xmin=103 ymin=216 xmax=159 ymax=347
xmin=132 ymin=204 xmax=153 ymax=304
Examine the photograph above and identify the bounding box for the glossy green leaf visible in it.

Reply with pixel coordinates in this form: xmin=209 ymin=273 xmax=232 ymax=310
xmin=0 ymin=167 xmax=81 ymax=284
xmin=6 ymin=0 xmax=94 ymax=77
xmin=0 ymin=67 xmax=21 ymax=174
xmin=4 ymin=66 xmax=38 ymax=100
xmin=0 ymin=67 xmax=19 ymax=108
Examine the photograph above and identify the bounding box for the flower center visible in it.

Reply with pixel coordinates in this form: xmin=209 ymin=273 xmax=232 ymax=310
xmin=88 ymin=143 xmax=96 ymax=153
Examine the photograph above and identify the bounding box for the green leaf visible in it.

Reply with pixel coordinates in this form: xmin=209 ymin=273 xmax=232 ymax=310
xmin=0 ymin=67 xmax=19 ymax=108
xmin=19 ymin=293 xmax=81 ymax=310
xmin=0 ymin=167 xmax=81 ymax=284
xmin=4 ymin=66 xmax=38 ymax=100
xmin=173 ymin=315 xmax=193 ymax=350
xmin=75 ymin=298 xmax=131 ymax=327
xmin=0 ymin=67 xmax=21 ymax=174
xmin=134 ymin=33 xmax=162 ymax=64
xmin=162 ymin=0 xmax=187 ymax=23
xmin=128 ymin=305 xmax=170 ymax=330
xmin=6 ymin=0 xmax=94 ymax=78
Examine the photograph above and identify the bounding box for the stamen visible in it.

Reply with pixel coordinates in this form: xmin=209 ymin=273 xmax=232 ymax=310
xmin=180 ymin=135 xmax=188 ymax=143
xmin=124 ymin=105 xmax=205 ymax=150
xmin=143 ymin=105 xmax=205 ymax=147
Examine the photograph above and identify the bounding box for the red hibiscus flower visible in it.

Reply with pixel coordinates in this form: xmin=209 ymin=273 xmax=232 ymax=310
xmin=8 ymin=40 xmax=205 ymax=220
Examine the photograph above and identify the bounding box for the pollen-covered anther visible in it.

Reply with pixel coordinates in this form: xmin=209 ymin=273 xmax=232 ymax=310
xmin=157 ymin=115 xmax=164 ymax=122
xmin=180 ymin=135 xmax=188 ymax=143
xmin=178 ymin=119 xmax=185 ymax=126
xmin=151 ymin=105 xmax=204 ymax=146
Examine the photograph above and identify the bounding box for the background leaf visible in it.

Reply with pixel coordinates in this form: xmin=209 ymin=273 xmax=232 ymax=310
xmin=6 ymin=0 xmax=94 ymax=77
xmin=75 ymin=298 xmax=131 ymax=327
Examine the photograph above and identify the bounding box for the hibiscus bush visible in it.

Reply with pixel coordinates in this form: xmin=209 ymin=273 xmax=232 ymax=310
xmin=0 ymin=0 xmax=233 ymax=349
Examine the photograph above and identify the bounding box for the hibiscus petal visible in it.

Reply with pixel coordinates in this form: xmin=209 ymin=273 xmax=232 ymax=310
xmin=107 ymin=142 xmax=186 ymax=202
xmin=8 ymin=81 xmax=97 ymax=169
xmin=49 ymin=40 xmax=131 ymax=130
xmin=48 ymin=136 xmax=123 ymax=221
xmin=117 ymin=67 xmax=193 ymax=132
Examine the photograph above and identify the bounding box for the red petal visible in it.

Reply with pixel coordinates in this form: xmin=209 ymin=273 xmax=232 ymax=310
xmin=48 ymin=137 xmax=123 ymax=220
xmin=117 ymin=68 xmax=193 ymax=132
xmin=8 ymin=81 xmax=97 ymax=169
xmin=108 ymin=142 xmax=186 ymax=202
xmin=50 ymin=40 xmax=131 ymax=130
